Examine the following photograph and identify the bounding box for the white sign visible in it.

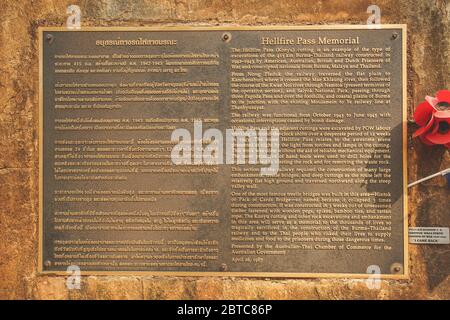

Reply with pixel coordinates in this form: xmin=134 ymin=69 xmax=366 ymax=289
xmin=409 ymin=227 xmax=450 ymax=244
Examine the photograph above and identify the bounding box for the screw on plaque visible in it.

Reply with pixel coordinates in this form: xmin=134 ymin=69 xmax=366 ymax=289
xmin=390 ymin=263 xmax=403 ymax=274
xmin=220 ymin=263 xmax=228 ymax=271
xmin=44 ymin=260 xmax=52 ymax=267
xmin=391 ymin=32 xmax=399 ymax=40
xmin=222 ymin=32 xmax=232 ymax=42
xmin=46 ymin=34 xmax=54 ymax=44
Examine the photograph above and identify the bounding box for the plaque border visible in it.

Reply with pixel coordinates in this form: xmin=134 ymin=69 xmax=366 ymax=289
xmin=38 ymin=25 xmax=408 ymax=279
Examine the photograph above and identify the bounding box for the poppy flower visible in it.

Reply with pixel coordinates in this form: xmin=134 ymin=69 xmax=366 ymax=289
xmin=413 ymin=90 xmax=450 ymax=148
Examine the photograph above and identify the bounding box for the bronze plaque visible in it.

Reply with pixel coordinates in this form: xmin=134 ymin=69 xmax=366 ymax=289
xmin=39 ymin=26 xmax=408 ymax=278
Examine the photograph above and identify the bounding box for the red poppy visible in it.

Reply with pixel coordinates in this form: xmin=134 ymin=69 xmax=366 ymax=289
xmin=413 ymin=90 xmax=450 ymax=148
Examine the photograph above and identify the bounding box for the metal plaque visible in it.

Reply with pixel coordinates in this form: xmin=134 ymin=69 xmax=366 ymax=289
xmin=409 ymin=227 xmax=450 ymax=244
xmin=39 ymin=26 xmax=408 ymax=278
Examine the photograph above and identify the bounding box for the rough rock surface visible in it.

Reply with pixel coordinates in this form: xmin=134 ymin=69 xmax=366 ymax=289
xmin=0 ymin=0 xmax=448 ymax=299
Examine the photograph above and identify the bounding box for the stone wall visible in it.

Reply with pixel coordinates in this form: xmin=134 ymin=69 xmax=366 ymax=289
xmin=0 ymin=0 xmax=448 ymax=300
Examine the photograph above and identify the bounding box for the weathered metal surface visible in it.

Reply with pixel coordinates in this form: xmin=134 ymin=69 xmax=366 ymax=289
xmin=40 ymin=26 xmax=406 ymax=277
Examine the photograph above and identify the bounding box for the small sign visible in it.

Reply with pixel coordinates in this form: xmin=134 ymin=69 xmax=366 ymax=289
xmin=409 ymin=227 xmax=450 ymax=244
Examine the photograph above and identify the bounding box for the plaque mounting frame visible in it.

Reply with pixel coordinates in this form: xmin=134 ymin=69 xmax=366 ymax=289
xmin=38 ymin=24 xmax=408 ymax=279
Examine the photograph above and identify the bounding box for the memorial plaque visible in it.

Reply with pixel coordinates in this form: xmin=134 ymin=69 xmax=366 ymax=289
xmin=39 ymin=26 xmax=408 ymax=278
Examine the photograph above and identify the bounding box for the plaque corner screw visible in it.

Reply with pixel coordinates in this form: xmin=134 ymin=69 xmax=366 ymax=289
xmin=390 ymin=263 xmax=403 ymax=274
xmin=220 ymin=263 xmax=228 ymax=271
xmin=46 ymin=33 xmax=54 ymax=44
xmin=222 ymin=32 xmax=231 ymax=42
xmin=44 ymin=260 xmax=52 ymax=267
xmin=391 ymin=32 xmax=399 ymax=40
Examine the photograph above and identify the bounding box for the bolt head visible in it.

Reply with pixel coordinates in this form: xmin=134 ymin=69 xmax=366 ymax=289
xmin=222 ymin=33 xmax=231 ymax=42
